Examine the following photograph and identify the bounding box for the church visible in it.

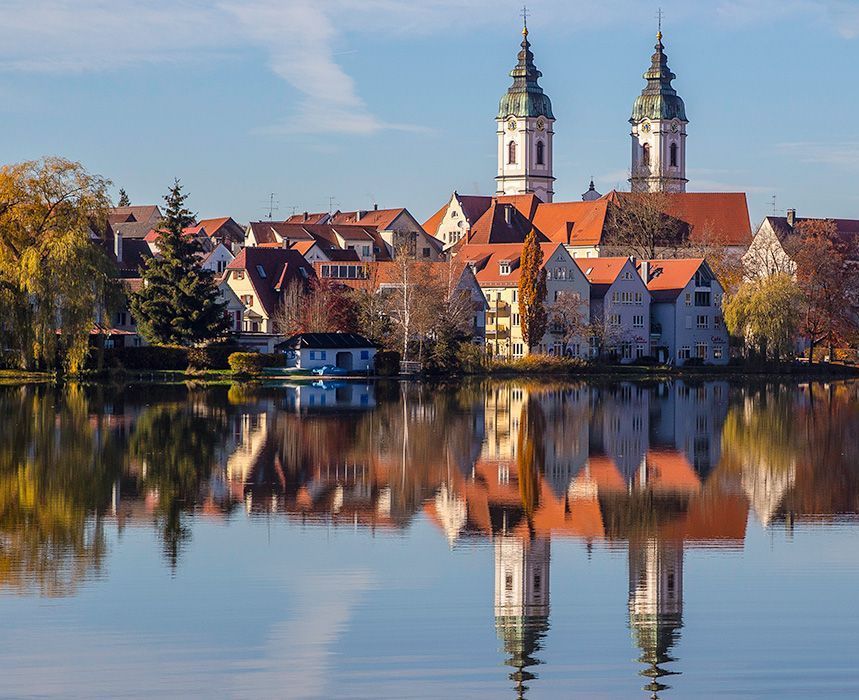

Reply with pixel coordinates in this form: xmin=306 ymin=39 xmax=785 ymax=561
xmin=424 ymin=19 xmax=751 ymax=258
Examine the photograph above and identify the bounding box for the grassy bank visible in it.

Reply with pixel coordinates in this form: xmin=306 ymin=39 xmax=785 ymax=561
xmin=0 ymin=369 xmax=55 ymax=384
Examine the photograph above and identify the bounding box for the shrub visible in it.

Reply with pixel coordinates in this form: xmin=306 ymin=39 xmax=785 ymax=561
xmin=456 ymin=343 xmax=485 ymax=373
xmin=187 ymin=344 xmax=242 ymax=370
xmin=228 ymin=352 xmax=283 ymax=375
xmin=374 ymin=350 xmax=401 ymax=376
xmin=488 ymin=354 xmax=587 ymax=374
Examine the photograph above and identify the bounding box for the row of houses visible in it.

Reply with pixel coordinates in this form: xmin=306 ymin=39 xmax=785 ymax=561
xmin=98 ymin=190 xmax=858 ymax=366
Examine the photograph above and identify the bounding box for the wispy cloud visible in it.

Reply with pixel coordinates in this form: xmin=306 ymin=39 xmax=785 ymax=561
xmin=775 ymin=141 xmax=859 ymax=168
xmin=0 ymin=1 xmax=858 ymax=134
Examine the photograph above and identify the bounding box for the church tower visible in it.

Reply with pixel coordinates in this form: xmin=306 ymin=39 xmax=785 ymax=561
xmin=629 ymin=30 xmax=688 ymax=193
xmin=496 ymin=18 xmax=555 ymax=203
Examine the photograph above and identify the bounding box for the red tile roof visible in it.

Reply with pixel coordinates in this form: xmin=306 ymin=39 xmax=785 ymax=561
xmin=457 ymin=242 xmax=563 ymax=286
xmin=227 ymin=248 xmax=315 ymax=316
xmin=638 ymin=258 xmax=706 ymax=301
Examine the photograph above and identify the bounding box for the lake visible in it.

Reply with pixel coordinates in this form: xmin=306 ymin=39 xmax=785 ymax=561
xmin=0 ymin=379 xmax=857 ymax=699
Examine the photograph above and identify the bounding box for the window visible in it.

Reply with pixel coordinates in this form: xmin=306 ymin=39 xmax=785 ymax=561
xmin=670 ymin=142 xmax=678 ymax=167
xmin=422 ymin=247 xmax=431 ymax=258
xmin=241 ymin=294 xmax=254 ymax=307
xmin=685 ymin=292 xmax=692 ymax=306
xmin=362 ymin=245 xmax=370 ymax=257
xmin=622 ymin=342 xmax=632 ymax=360
xmin=641 ymin=143 xmax=651 ymax=167
xmin=508 ymin=140 xmax=517 ymax=165
xmin=633 ymin=314 xmax=644 ymax=328
xmin=234 ymin=269 xmax=244 ymax=280
xmin=256 ymin=265 xmax=267 ymax=278
xmin=360 ymin=350 xmax=370 ymax=360
xmin=609 ymin=314 xmax=621 ymax=326
xmin=251 ymin=321 xmax=259 ymax=333
xmin=217 ymin=259 xmax=227 ymax=274
xmin=115 ymin=311 xmax=127 ymax=326
xmin=536 ymin=140 xmax=545 ymax=165
xmin=635 ymin=292 xmax=643 ymax=305
xmin=309 ymin=350 xmax=327 ymax=361
xmin=678 ymin=346 xmax=691 ymax=360
xmin=512 ymin=313 xmax=520 ymax=326
xmin=697 ymin=315 xmax=709 ymax=330
xmin=513 ymin=343 xmax=524 ymax=357
xmin=695 ymin=291 xmax=711 ymax=306
xmin=500 ymin=261 xmax=511 ymax=275
xmin=713 ymin=347 xmax=723 ymax=360
xmin=512 ymin=290 xmax=517 ymax=302
xmin=636 ymin=343 xmax=647 ymax=358
xmin=696 ymin=343 xmax=708 ymax=359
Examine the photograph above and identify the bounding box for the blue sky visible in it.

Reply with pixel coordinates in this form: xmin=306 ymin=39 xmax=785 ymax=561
xmin=2 ymin=0 xmax=858 ymax=227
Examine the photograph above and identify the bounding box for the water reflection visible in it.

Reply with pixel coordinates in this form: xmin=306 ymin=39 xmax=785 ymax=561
xmin=1 ymin=379 xmax=858 ymax=697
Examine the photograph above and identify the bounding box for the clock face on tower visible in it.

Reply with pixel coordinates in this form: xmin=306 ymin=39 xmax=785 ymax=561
xmin=671 ymin=121 xmax=679 ymax=133
xmin=508 ymin=120 xmax=517 ymax=131
xmin=536 ymin=118 xmax=545 ymax=131
xmin=641 ymin=122 xmax=651 ymax=133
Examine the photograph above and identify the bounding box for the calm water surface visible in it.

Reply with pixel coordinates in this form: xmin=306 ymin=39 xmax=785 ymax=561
xmin=1 ymin=379 xmax=858 ymax=699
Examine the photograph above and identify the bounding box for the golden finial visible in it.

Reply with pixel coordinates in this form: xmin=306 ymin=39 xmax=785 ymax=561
xmin=656 ymin=7 xmax=663 ymax=41
xmin=521 ymin=5 xmax=529 ymax=36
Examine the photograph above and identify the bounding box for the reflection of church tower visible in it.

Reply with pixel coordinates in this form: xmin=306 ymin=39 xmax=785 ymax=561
xmin=494 ymin=535 xmax=550 ymax=699
xmin=628 ymin=539 xmax=684 ymax=698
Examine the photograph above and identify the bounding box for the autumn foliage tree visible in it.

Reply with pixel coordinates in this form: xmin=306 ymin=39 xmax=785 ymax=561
xmin=273 ymin=278 xmax=358 ymax=337
xmin=0 ymin=157 xmax=116 ymax=372
xmin=518 ymin=230 xmax=548 ymax=351
xmin=724 ymin=273 xmax=802 ymax=362
xmin=602 ymin=191 xmax=688 ymax=259
xmin=790 ymin=219 xmax=857 ymax=361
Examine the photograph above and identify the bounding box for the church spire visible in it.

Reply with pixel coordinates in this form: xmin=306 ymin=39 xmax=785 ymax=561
xmin=631 ymin=30 xmax=686 ymax=123
xmin=498 ymin=14 xmax=553 ymax=120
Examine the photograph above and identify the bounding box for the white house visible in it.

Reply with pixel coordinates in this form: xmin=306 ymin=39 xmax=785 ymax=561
xmin=576 ymin=257 xmax=652 ymax=362
xmin=639 ymin=258 xmax=728 ymax=365
xmin=275 ymin=333 xmax=377 ymax=372
xmin=202 ymin=242 xmax=235 ymax=276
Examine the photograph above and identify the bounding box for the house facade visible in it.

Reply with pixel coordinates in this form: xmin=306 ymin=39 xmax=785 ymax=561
xmin=640 ymin=258 xmax=728 ymax=365
xmin=276 ymin=332 xmax=377 ymax=372
xmin=577 ymin=257 xmax=652 ymax=362
xmin=460 ymin=243 xmax=590 ymax=358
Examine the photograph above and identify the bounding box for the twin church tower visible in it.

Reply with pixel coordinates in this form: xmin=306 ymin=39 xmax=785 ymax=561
xmin=495 ymin=19 xmax=688 ymax=202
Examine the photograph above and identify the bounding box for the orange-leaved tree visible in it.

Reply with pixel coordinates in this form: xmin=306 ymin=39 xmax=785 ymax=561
xmin=518 ymin=230 xmax=547 ymax=352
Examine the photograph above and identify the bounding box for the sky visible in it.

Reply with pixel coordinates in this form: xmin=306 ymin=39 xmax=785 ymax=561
xmin=1 ymin=0 xmax=858 ymax=227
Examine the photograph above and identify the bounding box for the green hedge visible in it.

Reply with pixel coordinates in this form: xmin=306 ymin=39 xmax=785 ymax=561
xmin=102 ymin=345 xmax=189 ymax=370
xmin=187 ymin=344 xmax=242 ymax=370
xmin=228 ymin=352 xmax=283 ymax=375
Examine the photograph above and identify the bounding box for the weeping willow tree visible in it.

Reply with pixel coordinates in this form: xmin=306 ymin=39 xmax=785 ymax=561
xmin=0 ymin=158 xmax=115 ymax=372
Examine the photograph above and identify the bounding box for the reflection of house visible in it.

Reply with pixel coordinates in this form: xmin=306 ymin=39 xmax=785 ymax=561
xmin=280 ymin=382 xmax=376 ymax=413
xmin=276 ymin=333 xmax=377 ymax=372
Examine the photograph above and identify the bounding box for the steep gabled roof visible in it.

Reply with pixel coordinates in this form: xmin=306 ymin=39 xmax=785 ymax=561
xmin=639 ymin=258 xmax=707 ymax=302
xmin=531 ymin=199 xmax=610 ymax=245
xmin=468 ymin=201 xmax=540 ymax=244
xmin=457 ymin=242 xmax=562 ymax=286
xmin=227 ymin=247 xmax=314 ymax=316
xmin=110 ymin=205 xmax=162 ymax=225
xmin=574 ymin=257 xmax=630 ymax=299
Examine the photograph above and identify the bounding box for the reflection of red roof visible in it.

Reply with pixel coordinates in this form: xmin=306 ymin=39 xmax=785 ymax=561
xmin=635 ymin=450 xmax=701 ymax=493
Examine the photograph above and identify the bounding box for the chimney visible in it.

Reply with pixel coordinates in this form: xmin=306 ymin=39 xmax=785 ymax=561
xmin=303 ymin=211 xmax=309 ymax=222
xmin=114 ymin=229 xmax=123 ymax=263
xmin=641 ymin=260 xmax=650 ymax=283
xmin=373 ymin=202 xmax=378 ymax=211
xmin=786 ymin=208 xmax=796 ymax=227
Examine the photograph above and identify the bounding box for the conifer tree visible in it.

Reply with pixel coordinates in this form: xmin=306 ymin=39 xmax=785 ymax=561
xmin=131 ymin=180 xmax=228 ymax=346
xmin=518 ymin=229 xmax=548 ymax=352
xmin=117 ymin=188 xmax=131 ymax=207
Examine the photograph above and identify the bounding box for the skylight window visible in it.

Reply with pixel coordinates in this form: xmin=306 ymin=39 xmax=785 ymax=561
xmin=256 ymin=265 xmax=266 ymax=278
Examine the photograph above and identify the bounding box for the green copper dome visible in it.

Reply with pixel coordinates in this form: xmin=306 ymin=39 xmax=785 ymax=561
xmin=630 ymin=34 xmax=687 ymax=123
xmin=498 ymin=28 xmax=554 ymax=119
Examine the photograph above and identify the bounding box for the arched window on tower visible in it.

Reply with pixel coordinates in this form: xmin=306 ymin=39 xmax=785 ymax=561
xmin=670 ymin=142 xmax=678 ymax=167
xmin=536 ymin=140 xmax=545 ymax=165
xmin=508 ymin=140 xmax=517 ymax=165
xmin=641 ymin=143 xmax=651 ymax=168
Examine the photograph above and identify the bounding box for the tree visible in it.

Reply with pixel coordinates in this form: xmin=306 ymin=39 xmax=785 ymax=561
xmin=0 ymin=157 xmax=115 ymax=372
xmin=549 ymin=291 xmax=588 ymax=355
xmin=130 ymin=180 xmax=229 ymax=346
xmin=724 ymin=274 xmax=802 ymax=362
xmin=117 ymin=188 xmax=131 ymax=207
xmin=272 ymin=277 xmax=358 ymax=337
xmin=518 ymin=230 xmax=548 ymax=351
xmin=602 ymin=191 xmax=688 ymax=259
xmin=790 ymin=219 xmax=857 ymax=362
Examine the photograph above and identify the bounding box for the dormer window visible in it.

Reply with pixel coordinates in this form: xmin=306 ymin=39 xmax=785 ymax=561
xmin=499 ymin=261 xmax=511 ymax=275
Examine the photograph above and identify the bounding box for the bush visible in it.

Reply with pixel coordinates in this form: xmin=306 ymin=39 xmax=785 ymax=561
xmin=187 ymin=344 xmax=242 ymax=370
xmin=374 ymin=350 xmax=401 ymax=376
xmin=488 ymin=354 xmax=587 ymax=374
xmin=228 ymin=352 xmax=283 ymax=375
xmin=682 ymin=357 xmax=705 ymax=367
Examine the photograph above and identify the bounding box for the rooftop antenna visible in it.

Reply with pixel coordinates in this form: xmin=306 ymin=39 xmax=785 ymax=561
xmin=771 ymin=194 xmax=777 ymax=215
xmin=263 ymin=192 xmax=279 ymax=220
xmin=328 ymin=196 xmax=338 ymax=214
